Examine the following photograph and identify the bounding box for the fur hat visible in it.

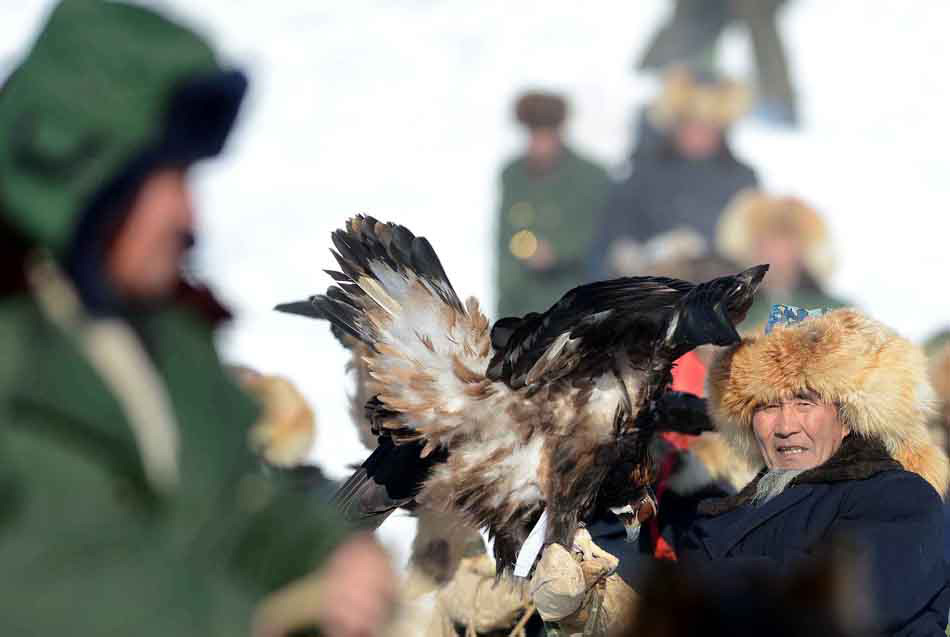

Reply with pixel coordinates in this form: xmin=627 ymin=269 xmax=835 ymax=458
xmin=928 ymin=341 xmax=950 ymax=448
xmin=706 ymin=309 xmax=949 ymax=496
xmin=716 ymin=190 xmax=836 ymax=284
xmin=514 ymin=91 xmax=568 ymax=129
xmin=649 ymin=66 xmax=749 ymax=130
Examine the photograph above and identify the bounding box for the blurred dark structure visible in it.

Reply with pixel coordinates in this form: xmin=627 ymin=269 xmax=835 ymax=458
xmin=495 ymin=90 xmax=610 ymax=318
xmin=590 ymin=67 xmax=758 ymax=281
xmin=628 ymin=548 xmax=875 ymax=637
xmin=639 ymin=0 xmax=799 ymax=127
xmin=715 ymin=190 xmax=849 ymax=329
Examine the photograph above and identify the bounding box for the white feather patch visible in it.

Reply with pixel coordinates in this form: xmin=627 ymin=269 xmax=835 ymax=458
xmin=513 ymin=509 xmax=548 ymax=577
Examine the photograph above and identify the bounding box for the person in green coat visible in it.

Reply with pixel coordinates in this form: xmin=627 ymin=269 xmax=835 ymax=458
xmin=714 ymin=190 xmax=849 ymax=331
xmin=495 ymin=91 xmax=611 ymax=319
xmin=0 ymin=2 xmax=394 ymax=636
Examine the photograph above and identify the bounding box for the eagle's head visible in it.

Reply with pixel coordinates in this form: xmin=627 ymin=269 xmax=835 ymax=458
xmin=666 ymin=264 xmax=769 ymax=350
xmin=721 ymin=264 xmax=769 ymax=327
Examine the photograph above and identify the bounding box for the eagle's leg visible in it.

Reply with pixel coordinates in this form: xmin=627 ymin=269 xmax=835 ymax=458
xmin=546 ymin=503 xmax=580 ymax=550
xmin=546 ymin=439 xmax=613 ymax=550
xmin=493 ymin=532 xmax=521 ymax=578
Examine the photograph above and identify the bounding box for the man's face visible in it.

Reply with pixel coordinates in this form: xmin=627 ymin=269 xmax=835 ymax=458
xmin=105 ymin=167 xmax=194 ymax=300
xmin=753 ymin=234 xmax=804 ymax=289
xmin=672 ymin=119 xmax=722 ymax=160
xmin=752 ymin=393 xmax=850 ymax=470
xmin=526 ymin=127 xmax=561 ymax=166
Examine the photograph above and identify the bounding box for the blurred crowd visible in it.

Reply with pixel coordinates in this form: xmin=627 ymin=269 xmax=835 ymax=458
xmin=1 ymin=1 xmax=948 ymax=637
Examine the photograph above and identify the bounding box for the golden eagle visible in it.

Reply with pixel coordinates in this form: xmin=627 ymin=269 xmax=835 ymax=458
xmin=277 ymin=216 xmax=765 ymax=575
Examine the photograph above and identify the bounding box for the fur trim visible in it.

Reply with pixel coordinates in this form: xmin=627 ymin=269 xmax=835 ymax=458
xmin=706 ymin=309 xmax=949 ymax=496
xmin=699 ymin=434 xmax=901 ymax=516
xmin=716 ymin=190 xmax=836 ymax=284
xmin=649 ymin=66 xmax=749 ymax=130
xmin=930 ymin=343 xmax=950 ymax=407
xmin=927 ymin=343 xmax=950 ymax=448
xmin=233 ymin=368 xmax=317 ymax=467
xmin=688 ymin=432 xmax=757 ymax=492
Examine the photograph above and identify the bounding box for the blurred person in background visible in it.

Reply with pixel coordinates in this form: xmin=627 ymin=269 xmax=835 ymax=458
xmin=590 ymin=66 xmax=758 ymax=281
xmin=0 ymin=1 xmax=393 ymax=636
xmin=495 ymin=90 xmax=610 ymax=319
xmin=638 ymin=0 xmax=799 ymax=126
xmin=924 ymin=331 xmax=950 ymax=564
xmin=716 ymin=190 xmax=848 ymax=329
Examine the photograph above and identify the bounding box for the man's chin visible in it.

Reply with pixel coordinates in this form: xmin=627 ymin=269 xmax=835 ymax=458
xmin=771 ymin=452 xmax=818 ymax=471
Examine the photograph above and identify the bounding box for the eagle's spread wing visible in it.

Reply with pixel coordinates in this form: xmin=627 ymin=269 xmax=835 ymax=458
xmin=487 ymin=276 xmax=695 ymax=388
xmin=291 ymin=216 xmax=506 ymax=455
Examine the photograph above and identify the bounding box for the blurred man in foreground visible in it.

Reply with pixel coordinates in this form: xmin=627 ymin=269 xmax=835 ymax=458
xmin=0 ymin=1 xmax=393 ymax=635
xmin=495 ymin=90 xmax=610 ymax=318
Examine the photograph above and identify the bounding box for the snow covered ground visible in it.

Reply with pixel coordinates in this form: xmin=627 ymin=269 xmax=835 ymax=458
xmin=3 ymin=1 xmax=950 ymax=569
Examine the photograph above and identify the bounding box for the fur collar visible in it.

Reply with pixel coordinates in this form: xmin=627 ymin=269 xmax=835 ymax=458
xmin=698 ymin=434 xmax=901 ymax=516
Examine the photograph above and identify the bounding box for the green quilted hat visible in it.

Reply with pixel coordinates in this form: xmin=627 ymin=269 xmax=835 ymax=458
xmin=0 ymin=0 xmax=246 ymax=258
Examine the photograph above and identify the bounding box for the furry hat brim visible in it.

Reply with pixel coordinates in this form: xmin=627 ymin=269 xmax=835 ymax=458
xmin=649 ymin=66 xmax=749 ymax=130
xmin=706 ymin=309 xmax=949 ymax=496
xmin=716 ymin=190 xmax=836 ymax=284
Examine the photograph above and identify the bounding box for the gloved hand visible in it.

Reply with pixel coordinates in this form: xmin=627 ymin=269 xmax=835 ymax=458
xmin=530 ymin=529 xmax=639 ymax=636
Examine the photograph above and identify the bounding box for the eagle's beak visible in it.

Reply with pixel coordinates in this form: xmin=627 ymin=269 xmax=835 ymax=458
xmin=610 ymin=488 xmax=658 ymax=543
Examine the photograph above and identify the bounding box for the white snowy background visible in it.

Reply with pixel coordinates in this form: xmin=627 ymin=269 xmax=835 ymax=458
xmin=3 ymin=1 xmax=949 ymax=569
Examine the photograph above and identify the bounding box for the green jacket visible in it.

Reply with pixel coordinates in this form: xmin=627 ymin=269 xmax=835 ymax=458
xmin=0 ymin=2 xmax=346 ymax=635
xmin=495 ymin=147 xmax=610 ymax=319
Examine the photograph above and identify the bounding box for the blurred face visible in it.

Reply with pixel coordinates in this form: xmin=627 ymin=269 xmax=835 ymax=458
xmin=754 ymin=234 xmax=804 ymax=289
xmin=105 ymin=167 xmax=194 ymax=300
xmin=526 ymin=127 xmax=561 ymax=165
xmin=672 ymin=119 xmax=722 ymax=160
xmin=752 ymin=393 xmax=850 ymax=470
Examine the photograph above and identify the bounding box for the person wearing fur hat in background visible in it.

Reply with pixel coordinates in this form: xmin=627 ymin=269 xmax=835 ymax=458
xmin=675 ymin=307 xmax=950 ymax=636
xmin=716 ymin=190 xmax=849 ymax=330
xmin=924 ymin=330 xmax=950 ymax=565
xmin=495 ymin=90 xmax=610 ymax=319
xmin=589 ymin=66 xmax=759 ymax=282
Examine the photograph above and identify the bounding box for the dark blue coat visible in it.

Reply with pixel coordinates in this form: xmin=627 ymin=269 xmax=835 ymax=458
xmin=588 ymin=136 xmax=758 ymax=281
xmin=677 ymin=436 xmax=950 ymax=636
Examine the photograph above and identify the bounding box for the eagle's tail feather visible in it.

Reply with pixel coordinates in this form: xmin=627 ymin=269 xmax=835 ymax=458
xmin=330 ymin=437 xmax=446 ymax=528
xmin=331 ymin=466 xmax=399 ymax=531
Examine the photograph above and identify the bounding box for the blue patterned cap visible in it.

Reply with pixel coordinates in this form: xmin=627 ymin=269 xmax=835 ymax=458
xmin=765 ymin=304 xmax=831 ymax=334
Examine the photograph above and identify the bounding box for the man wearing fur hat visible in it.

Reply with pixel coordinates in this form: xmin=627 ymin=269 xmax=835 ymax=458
xmin=679 ymin=307 xmax=950 ymax=635
xmin=716 ymin=190 xmax=849 ymax=329
xmin=495 ymin=90 xmax=610 ymax=318
xmin=590 ymin=66 xmax=759 ymax=281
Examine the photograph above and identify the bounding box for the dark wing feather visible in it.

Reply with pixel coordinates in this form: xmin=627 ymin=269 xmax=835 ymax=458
xmin=488 ymin=276 xmax=695 ymax=388
xmin=275 ymin=295 xmax=362 ymax=350
xmin=275 ymin=214 xmax=467 ymax=351
xmin=332 ymin=437 xmax=449 ymax=530
xmin=332 ymin=215 xmax=466 ymax=315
